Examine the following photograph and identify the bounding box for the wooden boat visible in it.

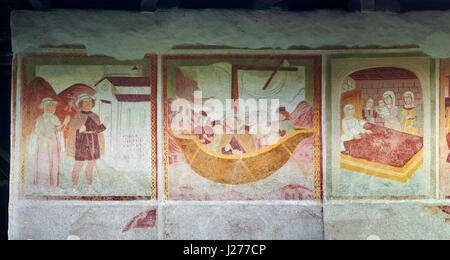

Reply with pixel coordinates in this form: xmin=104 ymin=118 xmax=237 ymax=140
xmin=169 ymin=127 xmax=315 ymax=184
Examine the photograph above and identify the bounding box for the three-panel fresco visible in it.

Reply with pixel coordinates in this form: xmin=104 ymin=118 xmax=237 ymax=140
xmin=9 ymin=45 xmax=450 ymax=239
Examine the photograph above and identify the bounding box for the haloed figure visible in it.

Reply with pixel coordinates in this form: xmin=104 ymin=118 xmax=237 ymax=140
xmin=400 ymin=91 xmax=421 ymax=135
xmin=30 ymin=98 xmax=70 ymax=187
xmin=68 ymin=93 xmax=109 ymax=194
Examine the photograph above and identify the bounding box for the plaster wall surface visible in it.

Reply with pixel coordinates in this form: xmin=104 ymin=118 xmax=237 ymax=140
xmin=9 ymin=9 xmax=450 ymax=240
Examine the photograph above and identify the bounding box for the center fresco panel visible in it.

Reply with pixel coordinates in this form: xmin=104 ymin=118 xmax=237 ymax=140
xmin=163 ymin=54 xmax=322 ymax=201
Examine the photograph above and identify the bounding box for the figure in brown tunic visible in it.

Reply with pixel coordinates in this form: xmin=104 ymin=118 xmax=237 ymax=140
xmin=67 ymin=93 xmax=109 ymax=193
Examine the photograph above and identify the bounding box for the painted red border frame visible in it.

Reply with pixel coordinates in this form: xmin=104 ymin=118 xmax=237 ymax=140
xmin=162 ymin=54 xmax=323 ymax=201
xmin=14 ymin=53 xmax=158 ymax=201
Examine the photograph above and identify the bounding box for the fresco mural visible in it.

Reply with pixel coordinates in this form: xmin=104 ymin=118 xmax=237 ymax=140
xmin=163 ymin=54 xmax=322 ymax=201
xmin=15 ymin=53 xmax=157 ymax=199
xmin=328 ymin=55 xmax=435 ymax=199
xmin=9 ymin=48 xmax=446 ymax=240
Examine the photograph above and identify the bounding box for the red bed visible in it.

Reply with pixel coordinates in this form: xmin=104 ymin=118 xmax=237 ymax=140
xmin=341 ymin=123 xmax=423 ymax=182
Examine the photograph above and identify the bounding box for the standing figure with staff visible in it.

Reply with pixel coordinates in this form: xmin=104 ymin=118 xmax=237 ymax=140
xmin=67 ymin=93 xmax=109 ymax=194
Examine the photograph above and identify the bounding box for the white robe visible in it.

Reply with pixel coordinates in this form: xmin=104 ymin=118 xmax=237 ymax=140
xmin=27 ymin=113 xmax=64 ymax=186
xmin=383 ymin=105 xmax=401 ymax=131
xmin=341 ymin=117 xmax=367 ymax=151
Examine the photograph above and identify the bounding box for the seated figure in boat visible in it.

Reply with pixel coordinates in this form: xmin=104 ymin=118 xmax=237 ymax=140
xmin=193 ymin=110 xmax=215 ymax=149
xmin=340 ymin=104 xmax=372 ymax=152
xmin=278 ymin=107 xmax=295 ymax=137
xmin=257 ymin=121 xmax=280 ymax=149
xmin=256 ymin=107 xmax=294 ymax=149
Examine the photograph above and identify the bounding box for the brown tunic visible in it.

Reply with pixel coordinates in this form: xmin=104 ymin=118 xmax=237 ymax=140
xmin=67 ymin=111 xmax=106 ymax=161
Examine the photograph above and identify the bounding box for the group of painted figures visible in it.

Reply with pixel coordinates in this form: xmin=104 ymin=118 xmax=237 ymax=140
xmin=174 ymin=107 xmax=296 ymax=156
xmin=29 ymin=88 xmax=423 ymax=190
xmin=340 ymin=90 xmax=422 ymax=151
xmin=28 ymin=93 xmax=109 ymax=194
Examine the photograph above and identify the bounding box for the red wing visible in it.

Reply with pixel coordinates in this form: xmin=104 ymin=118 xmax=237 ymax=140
xmin=21 ymin=77 xmax=64 ymax=138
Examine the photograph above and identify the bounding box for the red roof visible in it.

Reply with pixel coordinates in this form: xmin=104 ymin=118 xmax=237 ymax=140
xmin=115 ymin=94 xmax=151 ymax=102
xmin=95 ymin=77 xmax=150 ymax=87
xmin=349 ymin=67 xmax=418 ymax=80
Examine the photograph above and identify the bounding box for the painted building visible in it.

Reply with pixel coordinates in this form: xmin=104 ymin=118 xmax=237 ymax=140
xmin=93 ymin=77 xmax=152 ymax=172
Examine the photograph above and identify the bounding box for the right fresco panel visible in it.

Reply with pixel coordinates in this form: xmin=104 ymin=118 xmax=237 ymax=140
xmin=328 ymin=53 xmax=436 ymax=199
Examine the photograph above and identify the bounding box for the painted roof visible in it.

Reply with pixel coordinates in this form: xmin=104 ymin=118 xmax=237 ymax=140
xmin=115 ymin=94 xmax=151 ymax=102
xmin=95 ymin=76 xmax=150 ymax=87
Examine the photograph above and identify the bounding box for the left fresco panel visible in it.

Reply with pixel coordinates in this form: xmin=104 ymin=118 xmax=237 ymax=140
xmin=12 ymin=52 xmax=158 ymax=200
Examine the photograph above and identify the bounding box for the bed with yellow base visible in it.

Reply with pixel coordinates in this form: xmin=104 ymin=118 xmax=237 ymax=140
xmin=340 ymin=123 xmax=423 ymax=183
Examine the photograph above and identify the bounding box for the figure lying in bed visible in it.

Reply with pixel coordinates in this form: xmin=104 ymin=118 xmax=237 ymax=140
xmin=340 ymin=104 xmax=372 ymax=152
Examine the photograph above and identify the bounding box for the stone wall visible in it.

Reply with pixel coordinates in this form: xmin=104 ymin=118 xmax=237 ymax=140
xmin=8 ymin=9 xmax=450 ymax=240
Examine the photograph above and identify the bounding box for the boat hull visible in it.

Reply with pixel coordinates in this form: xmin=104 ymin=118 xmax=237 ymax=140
xmin=170 ymin=129 xmax=314 ymax=184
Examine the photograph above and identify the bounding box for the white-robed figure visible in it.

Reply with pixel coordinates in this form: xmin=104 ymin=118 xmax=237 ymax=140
xmin=340 ymin=104 xmax=372 ymax=151
xmin=28 ymin=97 xmax=70 ymax=186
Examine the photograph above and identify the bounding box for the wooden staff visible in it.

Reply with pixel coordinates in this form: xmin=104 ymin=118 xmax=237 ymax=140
xmin=91 ymin=134 xmax=105 ymax=190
